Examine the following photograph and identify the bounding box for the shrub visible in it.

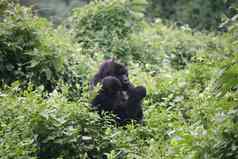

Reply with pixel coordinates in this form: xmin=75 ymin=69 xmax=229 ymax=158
xmin=69 ymin=0 xmax=147 ymax=59
xmin=147 ymin=0 xmax=238 ymax=30
xmin=0 ymin=85 xmax=118 ymax=158
xmin=0 ymin=5 xmax=67 ymax=91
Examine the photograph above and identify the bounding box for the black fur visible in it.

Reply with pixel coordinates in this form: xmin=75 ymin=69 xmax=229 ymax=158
xmin=91 ymin=59 xmax=146 ymax=125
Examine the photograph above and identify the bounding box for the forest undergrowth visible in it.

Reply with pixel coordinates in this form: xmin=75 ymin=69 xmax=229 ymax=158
xmin=0 ymin=0 xmax=238 ymax=158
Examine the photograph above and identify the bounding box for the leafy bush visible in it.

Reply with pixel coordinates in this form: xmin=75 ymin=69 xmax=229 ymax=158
xmin=69 ymin=0 xmax=147 ymax=60
xmin=209 ymin=22 xmax=238 ymax=159
xmin=0 ymin=5 xmax=67 ymax=91
xmin=107 ymin=21 xmax=223 ymax=70
xmin=147 ymin=0 xmax=238 ymax=30
xmin=0 ymin=85 xmax=118 ymax=158
xmin=0 ymin=0 xmax=17 ymax=16
xmin=62 ymin=52 xmax=99 ymax=100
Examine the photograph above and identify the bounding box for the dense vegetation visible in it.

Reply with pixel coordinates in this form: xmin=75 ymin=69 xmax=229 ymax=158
xmin=19 ymin=0 xmax=238 ymax=31
xmin=0 ymin=0 xmax=238 ymax=158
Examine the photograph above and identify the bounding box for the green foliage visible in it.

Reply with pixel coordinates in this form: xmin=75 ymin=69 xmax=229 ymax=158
xmin=1 ymin=1 xmax=238 ymax=159
xmin=215 ymin=21 xmax=238 ymax=95
xmin=69 ymin=0 xmax=147 ymax=60
xmin=62 ymin=52 xmax=97 ymax=100
xmin=0 ymin=85 xmax=118 ymax=158
xmin=0 ymin=0 xmax=17 ymax=16
xmin=125 ymin=21 xmax=220 ymax=70
xmin=0 ymin=5 xmax=66 ymax=91
xmin=147 ymin=0 xmax=238 ymax=30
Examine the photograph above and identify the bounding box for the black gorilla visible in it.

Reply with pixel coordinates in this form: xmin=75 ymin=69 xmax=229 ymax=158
xmin=90 ymin=59 xmax=131 ymax=90
xmin=90 ymin=59 xmax=146 ymax=124
xmin=125 ymin=86 xmax=146 ymax=123
xmin=91 ymin=76 xmax=128 ymax=123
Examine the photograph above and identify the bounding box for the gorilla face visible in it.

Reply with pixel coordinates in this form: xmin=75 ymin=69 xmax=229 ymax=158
xmin=117 ymin=73 xmax=130 ymax=89
xmin=101 ymin=76 xmax=122 ymax=95
xmin=113 ymin=63 xmax=131 ymax=90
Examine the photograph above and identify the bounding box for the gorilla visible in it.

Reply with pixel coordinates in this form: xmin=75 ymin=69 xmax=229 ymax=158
xmin=90 ymin=59 xmax=146 ymax=125
xmin=91 ymin=76 xmax=128 ymax=123
xmin=125 ymin=86 xmax=146 ymax=123
xmin=90 ymin=59 xmax=131 ymax=91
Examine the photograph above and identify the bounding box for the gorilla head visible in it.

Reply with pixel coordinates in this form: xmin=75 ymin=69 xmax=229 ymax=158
xmin=101 ymin=76 xmax=122 ymax=95
xmin=128 ymin=86 xmax=147 ymax=101
xmin=90 ymin=59 xmax=131 ymax=90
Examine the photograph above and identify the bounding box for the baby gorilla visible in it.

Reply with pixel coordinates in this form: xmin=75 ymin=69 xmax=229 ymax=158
xmin=91 ymin=76 xmax=128 ymax=123
xmin=125 ymin=86 xmax=147 ymax=124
